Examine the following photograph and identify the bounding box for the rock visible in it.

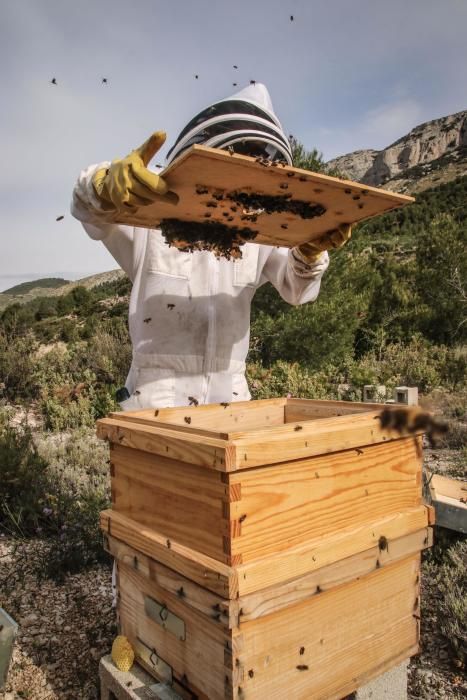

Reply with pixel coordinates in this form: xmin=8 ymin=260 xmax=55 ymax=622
xmin=21 ymin=612 xmax=39 ymax=627
xmin=327 ymin=109 xmax=467 ymax=186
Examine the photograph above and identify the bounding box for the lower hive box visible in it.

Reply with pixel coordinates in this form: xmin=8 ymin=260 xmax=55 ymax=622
xmin=98 ymin=398 xmax=434 ymax=698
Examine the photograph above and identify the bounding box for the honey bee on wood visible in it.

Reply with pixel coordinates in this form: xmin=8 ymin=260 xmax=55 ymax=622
xmin=184 ymin=416 xmax=192 ymax=424
xmin=376 ymin=407 xmax=448 ymax=447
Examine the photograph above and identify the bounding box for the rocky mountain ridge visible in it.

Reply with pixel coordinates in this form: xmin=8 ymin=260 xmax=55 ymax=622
xmin=327 ymin=109 xmax=467 ymax=192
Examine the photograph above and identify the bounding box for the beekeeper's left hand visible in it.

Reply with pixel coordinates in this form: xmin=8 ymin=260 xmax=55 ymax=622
xmin=295 ymin=223 xmax=352 ymax=263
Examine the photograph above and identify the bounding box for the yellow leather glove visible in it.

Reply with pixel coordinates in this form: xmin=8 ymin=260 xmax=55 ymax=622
xmin=93 ymin=131 xmax=177 ymax=212
xmin=296 ymin=223 xmax=352 ymax=263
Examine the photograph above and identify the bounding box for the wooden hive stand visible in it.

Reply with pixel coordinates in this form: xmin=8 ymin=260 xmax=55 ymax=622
xmin=98 ymin=398 xmax=434 ymax=700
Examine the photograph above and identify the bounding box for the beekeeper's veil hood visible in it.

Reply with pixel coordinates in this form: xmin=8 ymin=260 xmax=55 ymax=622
xmin=166 ymin=83 xmax=293 ymax=165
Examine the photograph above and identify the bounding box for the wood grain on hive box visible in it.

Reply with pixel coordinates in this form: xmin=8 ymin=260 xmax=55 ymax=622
xmin=113 ymin=145 xmax=414 ymax=248
xmin=113 ymin=551 xmax=421 ymax=700
xmin=98 ymin=399 xmax=423 ymax=566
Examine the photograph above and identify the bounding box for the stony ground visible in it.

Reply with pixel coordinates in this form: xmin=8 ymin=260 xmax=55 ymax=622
xmin=0 ymin=539 xmax=115 ymax=699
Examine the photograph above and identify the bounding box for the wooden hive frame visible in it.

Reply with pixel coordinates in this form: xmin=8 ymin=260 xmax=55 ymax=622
xmin=113 ymin=145 xmax=414 ymax=248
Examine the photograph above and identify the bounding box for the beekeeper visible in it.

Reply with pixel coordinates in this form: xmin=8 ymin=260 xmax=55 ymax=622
xmin=71 ymin=83 xmax=351 ymax=409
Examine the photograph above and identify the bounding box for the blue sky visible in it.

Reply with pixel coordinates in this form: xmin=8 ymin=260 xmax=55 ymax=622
xmin=1 ymin=0 xmax=466 ymax=287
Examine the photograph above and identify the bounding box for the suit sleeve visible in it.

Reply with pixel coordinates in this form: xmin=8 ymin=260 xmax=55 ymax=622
xmin=70 ymin=163 xmax=137 ymax=281
xmin=259 ymin=246 xmax=329 ymax=305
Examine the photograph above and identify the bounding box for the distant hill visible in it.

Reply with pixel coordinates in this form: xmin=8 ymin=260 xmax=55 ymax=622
xmin=0 ymin=269 xmax=125 ymax=312
xmin=2 ymin=278 xmax=69 ymax=295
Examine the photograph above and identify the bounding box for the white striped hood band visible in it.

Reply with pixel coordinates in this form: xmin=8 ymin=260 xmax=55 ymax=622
xmin=166 ymin=83 xmax=292 ymax=165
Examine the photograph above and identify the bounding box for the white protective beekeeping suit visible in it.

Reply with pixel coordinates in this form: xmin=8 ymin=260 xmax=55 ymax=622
xmin=71 ymin=83 xmax=329 ymax=410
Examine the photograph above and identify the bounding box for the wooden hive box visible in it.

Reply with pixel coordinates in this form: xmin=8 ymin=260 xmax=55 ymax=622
xmin=98 ymin=398 xmax=433 ymax=699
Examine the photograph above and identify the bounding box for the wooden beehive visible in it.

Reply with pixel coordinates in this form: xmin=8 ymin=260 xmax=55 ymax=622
xmin=98 ymin=398 xmax=433 ymax=700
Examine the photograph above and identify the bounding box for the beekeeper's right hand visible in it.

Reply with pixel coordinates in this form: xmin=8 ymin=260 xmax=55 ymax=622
xmin=92 ymin=131 xmax=177 ymax=212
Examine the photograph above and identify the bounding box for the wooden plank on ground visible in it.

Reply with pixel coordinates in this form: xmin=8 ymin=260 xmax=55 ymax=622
xmin=114 ymin=145 xmax=414 ymax=248
xmin=100 ymin=510 xmax=236 ymax=597
xmin=228 ymin=438 xmax=422 ymax=562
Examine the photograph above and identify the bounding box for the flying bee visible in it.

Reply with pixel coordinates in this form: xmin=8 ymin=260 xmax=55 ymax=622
xmin=50 ymin=78 xmax=57 ymax=85
xmin=143 ymin=317 xmax=152 ymax=323
xmin=250 ymin=80 xmax=256 ymax=85
xmin=188 ymin=396 xmax=199 ymax=406
xmin=167 ymin=303 xmax=175 ymax=310
xmin=56 ymin=215 xmax=64 ymax=221
xmin=376 ymin=407 xmax=448 ymax=447
xmin=281 ymin=224 xmax=288 ymax=229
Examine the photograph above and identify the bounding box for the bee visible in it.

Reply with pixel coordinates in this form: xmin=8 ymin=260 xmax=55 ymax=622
xmin=281 ymin=224 xmax=288 ymax=229
xmin=290 ymin=15 xmax=294 ymax=21
xmin=352 ymin=195 xmax=361 ymax=201
xmin=206 ymin=201 xmax=218 ymax=208
xmin=279 ymin=183 xmax=289 ymax=190
xmin=233 ymin=391 xmax=238 ymax=396
xmin=51 ymin=78 xmax=57 ymax=85
xmin=376 ymin=407 xmax=448 ymax=447
xmin=195 ymin=186 xmax=208 ymax=194
xmin=228 ymin=146 xmax=235 ymax=155
xmin=358 ymin=203 xmax=364 ymax=209
xmin=194 ymin=74 xmax=199 ymax=79
xmin=184 ymin=416 xmax=192 ymax=424
xmin=204 ymin=212 xmax=212 ymax=218
xmin=250 ymin=80 xmax=256 ymax=85
xmin=102 ymin=77 xmax=108 ymax=84
xmin=287 ymin=172 xmax=295 ymax=177
xmin=167 ymin=303 xmax=175 ymax=310
xmin=299 ymin=176 xmax=307 ymax=182
xmin=220 ymin=402 xmax=230 ymax=408
xmin=56 ymin=215 xmax=64 ymax=221
xmin=143 ymin=317 xmax=152 ymax=323
xmin=294 ymin=425 xmax=303 ymax=431
xmin=188 ymin=396 xmax=199 ymax=406
xmin=344 ymin=188 xmax=352 ymax=195
xmin=296 ymin=665 xmax=309 ymax=671
xmin=232 ymin=83 xmax=237 ymax=87
xmin=233 ymin=65 xmax=238 ymax=69
xmin=154 ymin=409 xmax=159 ymax=416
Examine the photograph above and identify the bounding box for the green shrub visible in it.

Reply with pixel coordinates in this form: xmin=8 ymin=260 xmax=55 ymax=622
xmin=0 ymin=411 xmax=111 ymax=579
xmin=247 ymin=361 xmax=332 ymax=400
xmin=436 ymin=540 xmax=467 ymax=665
xmin=0 ymin=409 xmax=49 ymax=537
